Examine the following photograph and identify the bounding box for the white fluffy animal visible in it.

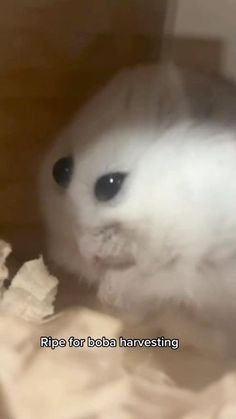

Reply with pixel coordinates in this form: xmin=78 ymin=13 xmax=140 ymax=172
xmin=40 ymin=64 xmax=236 ymax=357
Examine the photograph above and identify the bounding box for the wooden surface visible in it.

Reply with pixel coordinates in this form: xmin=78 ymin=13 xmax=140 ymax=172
xmin=0 ymin=0 xmax=167 ymax=259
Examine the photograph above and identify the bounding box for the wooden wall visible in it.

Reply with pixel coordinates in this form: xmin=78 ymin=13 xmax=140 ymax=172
xmin=165 ymin=0 xmax=236 ymax=79
xmin=0 ymin=0 xmax=168 ymax=259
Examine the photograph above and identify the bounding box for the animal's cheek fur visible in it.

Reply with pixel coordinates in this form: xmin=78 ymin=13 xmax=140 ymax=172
xmin=78 ymin=224 xmax=136 ymax=267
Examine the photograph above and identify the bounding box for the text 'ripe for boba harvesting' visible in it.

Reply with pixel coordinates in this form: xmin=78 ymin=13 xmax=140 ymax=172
xmin=40 ymin=335 xmax=179 ymax=350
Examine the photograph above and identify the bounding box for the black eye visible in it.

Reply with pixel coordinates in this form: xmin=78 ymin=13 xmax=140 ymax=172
xmin=94 ymin=172 xmax=127 ymax=202
xmin=52 ymin=156 xmax=73 ymax=187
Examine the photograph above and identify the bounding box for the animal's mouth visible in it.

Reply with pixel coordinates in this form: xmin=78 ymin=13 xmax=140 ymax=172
xmin=93 ymin=254 xmax=135 ymax=270
xmin=78 ymin=221 xmax=136 ymax=271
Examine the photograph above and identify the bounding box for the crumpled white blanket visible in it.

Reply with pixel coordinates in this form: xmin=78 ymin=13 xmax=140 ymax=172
xmin=0 ymin=308 xmax=236 ymax=419
xmin=0 ymin=240 xmax=236 ymax=419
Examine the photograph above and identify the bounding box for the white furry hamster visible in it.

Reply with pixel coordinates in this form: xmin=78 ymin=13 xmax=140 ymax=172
xmin=40 ymin=64 xmax=236 ymax=357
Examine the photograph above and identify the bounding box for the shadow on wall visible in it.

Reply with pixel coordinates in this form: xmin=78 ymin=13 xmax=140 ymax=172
xmin=0 ymin=0 xmax=168 ymax=260
xmin=162 ymin=36 xmax=223 ymax=75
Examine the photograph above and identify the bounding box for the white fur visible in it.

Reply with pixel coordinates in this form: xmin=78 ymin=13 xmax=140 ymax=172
xmin=40 ymin=64 xmax=236 ymax=357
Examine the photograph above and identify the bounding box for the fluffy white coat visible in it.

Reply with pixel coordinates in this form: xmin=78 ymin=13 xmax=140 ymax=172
xmin=40 ymin=64 xmax=236 ymax=357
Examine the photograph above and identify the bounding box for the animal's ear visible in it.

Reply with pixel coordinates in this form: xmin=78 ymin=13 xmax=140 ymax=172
xmin=154 ymin=62 xmax=192 ymax=124
xmin=156 ymin=62 xmax=228 ymax=123
xmin=180 ymin=66 xmax=216 ymax=120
